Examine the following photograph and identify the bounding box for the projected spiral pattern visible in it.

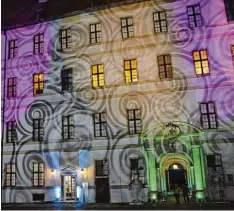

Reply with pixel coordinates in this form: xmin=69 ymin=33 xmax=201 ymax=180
xmin=2 ymin=0 xmax=234 ymax=203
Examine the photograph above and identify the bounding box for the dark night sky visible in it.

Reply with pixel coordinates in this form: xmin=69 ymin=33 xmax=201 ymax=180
xmin=1 ymin=0 xmax=126 ymax=27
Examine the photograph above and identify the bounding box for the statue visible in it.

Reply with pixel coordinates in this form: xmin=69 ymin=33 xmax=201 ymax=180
xmin=129 ymin=175 xmax=143 ymax=203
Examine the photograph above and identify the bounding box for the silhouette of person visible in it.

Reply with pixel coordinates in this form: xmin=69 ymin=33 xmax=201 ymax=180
xmin=174 ymin=182 xmax=181 ymax=204
xmin=182 ymin=183 xmax=190 ymax=204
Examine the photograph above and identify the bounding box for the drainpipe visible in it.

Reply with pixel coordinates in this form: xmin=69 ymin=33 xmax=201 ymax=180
xmin=1 ymin=29 xmax=8 ymax=201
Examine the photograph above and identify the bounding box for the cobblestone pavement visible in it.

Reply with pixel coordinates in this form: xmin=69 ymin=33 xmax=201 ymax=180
xmin=2 ymin=201 xmax=234 ymax=210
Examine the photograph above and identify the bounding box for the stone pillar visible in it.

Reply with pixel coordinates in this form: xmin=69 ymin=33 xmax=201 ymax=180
xmin=192 ymin=146 xmax=205 ymax=200
xmin=147 ymin=150 xmax=157 ymax=201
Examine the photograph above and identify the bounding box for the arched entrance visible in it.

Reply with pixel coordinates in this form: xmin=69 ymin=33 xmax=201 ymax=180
xmin=140 ymin=122 xmax=206 ymax=201
xmin=157 ymin=152 xmax=194 ymax=195
xmin=166 ymin=163 xmax=186 ymax=191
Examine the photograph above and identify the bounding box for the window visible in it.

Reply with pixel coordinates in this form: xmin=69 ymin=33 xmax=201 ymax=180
xmin=95 ymin=160 xmax=108 ymax=177
xmin=8 ymin=40 xmax=18 ymax=59
xmin=33 ymin=73 xmax=44 ymax=95
xmin=128 ymin=109 xmax=141 ymax=135
xmin=6 ymin=121 xmax=17 ymax=143
xmin=200 ymin=102 xmax=218 ymax=129
xmin=227 ymin=174 xmax=234 ymax=182
xmin=130 ymin=158 xmax=145 ymax=184
xmin=60 ymin=29 xmax=72 ymax=50
xmin=157 ymin=55 xmax=172 ymax=79
xmin=5 ymin=163 xmax=16 ymax=187
xmin=33 ymin=34 xmax=44 ymax=54
xmin=93 ymin=113 xmax=107 ymax=137
xmin=33 ymin=119 xmax=44 ymax=141
xmin=61 ymin=69 xmax=72 ymax=91
xmin=153 ymin=11 xmax=167 ymax=33
xmin=90 ymin=23 xmax=101 ymax=44
xmin=187 ymin=5 xmax=203 ymax=28
xmin=62 ymin=116 xmax=74 ymax=139
xmin=124 ymin=59 xmax=138 ymax=83
xmin=121 ymin=17 xmax=134 ymax=39
xmin=91 ymin=64 xmax=105 ymax=88
xmin=7 ymin=77 xmax=17 ymax=98
xmin=193 ymin=50 xmax=209 ymax=75
xmin=232 ymin=45 xmax=234 ymax=64
xmin=224 ymin=0 xmax=234 ymax=21
xmin=207 ymin=154 xmax=224 ymax=185
xmin=33 ymin=163 xmax=44 ymax=187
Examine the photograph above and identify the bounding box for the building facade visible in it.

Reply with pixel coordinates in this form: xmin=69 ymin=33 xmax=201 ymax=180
xmin=1 ymin=0 xmax=234 ymax=203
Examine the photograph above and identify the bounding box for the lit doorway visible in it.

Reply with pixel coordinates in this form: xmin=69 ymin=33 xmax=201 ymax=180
xmin=63 ymin=176 xmax=76 ymax=200
xmin=166 ymin=163 xmax=186 ymax=191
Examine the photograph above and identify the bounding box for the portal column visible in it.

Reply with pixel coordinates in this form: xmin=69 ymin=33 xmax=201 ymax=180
xmin=192 ymin=146 xmax=205 ymax=200
xmin=147 ymin=150 xmax=157 ymax=201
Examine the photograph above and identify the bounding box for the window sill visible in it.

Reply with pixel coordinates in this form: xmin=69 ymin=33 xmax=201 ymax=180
xmin=92 ymin=86 xmax=105 ymax=89
xmin=202 ymin=128 xmax=218 ymax=132
xmin=88 ymin=42 xmax=102 ymax=47
xmin=122 ymin=36 xmax=135 ymax=41
xmin=93 ymin=137 xmax=107 ymax=140
xmin=227 ymin=20 xmax=234 ymax=24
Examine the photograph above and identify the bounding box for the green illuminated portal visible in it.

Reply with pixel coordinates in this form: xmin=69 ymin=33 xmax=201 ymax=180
xmin=142 ymin=121 xmax=206 ymax=202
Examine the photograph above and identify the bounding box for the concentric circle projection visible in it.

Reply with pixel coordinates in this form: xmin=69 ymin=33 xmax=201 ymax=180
xmin=3 ymin=0 xmax=234 ymax=203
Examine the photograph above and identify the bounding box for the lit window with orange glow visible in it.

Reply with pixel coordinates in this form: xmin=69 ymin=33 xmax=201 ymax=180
xmin=193 ymin=50 xmax=209 ymax=75
xmin=33 ymin=73 xmax=44 ymax=95
xmin=124 ymin=59 xmax=138 ymax=83
xmin=91 ymin=64 xmax=105 ymax=88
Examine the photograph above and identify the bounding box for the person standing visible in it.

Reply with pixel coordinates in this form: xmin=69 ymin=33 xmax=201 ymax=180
xmin=182 ymin=183 xmax=190 ymax=204
xmin=174 ymin=183 xmax=181 ymax=204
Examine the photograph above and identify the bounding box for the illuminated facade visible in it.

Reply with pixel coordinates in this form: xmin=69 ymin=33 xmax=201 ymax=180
xmin=1 ymin=0 xmax=234 ymax=203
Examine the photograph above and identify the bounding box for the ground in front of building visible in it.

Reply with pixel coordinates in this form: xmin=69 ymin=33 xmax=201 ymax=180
xmin=2 ymin=201 xmax=234 ymax=210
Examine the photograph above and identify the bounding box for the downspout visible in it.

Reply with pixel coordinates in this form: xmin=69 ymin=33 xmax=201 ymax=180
xmin=1 ymin=29 xmax=8 ymax=201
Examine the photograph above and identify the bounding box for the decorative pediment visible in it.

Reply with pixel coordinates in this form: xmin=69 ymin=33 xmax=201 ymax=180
xmin=60 ymin=165 xmax=78 ymax=172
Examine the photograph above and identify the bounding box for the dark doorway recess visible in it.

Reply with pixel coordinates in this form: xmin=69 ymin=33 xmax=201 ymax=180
xmin=166 ymin=163 xmax=187 ymax=191
xmin=95 ymin=178 xmax=110 ymax=203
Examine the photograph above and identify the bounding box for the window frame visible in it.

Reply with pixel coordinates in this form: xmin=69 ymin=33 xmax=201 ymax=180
xmin=33 ymin=162 xmax=44 ymax=187
xmin=95 ymin=160 xmax=109 ymax=177
xmin=227 ymin=174 xmax=234 ymax=182
xmin=5 ymin=163 xmax=16 ymax=187
xmin=187 ymin=5 xmax=203 ymax=28
xmin=200 ymin=102 xmax=218 ymax=130
xmin=130 ymin=158 xmax=145 ymax=184
xmin=60 ymin=28 xmax=72 ymax=50
xmin=33 ymin=33 xmax=44 ymax=55
xmin=61 ymin=68 xmax=73 ymax=91
xmin=93 ymin=112 xmax=107 ymax=137
xmin=206 ymin=154 xmax=225 ymax=185
xmin=153 ymin=11 xmax=168 ymax=33
xmin=124 ymin=59 xmax=138 ymax=84
xmin=33 ymin=118 xmax=44 ymax=142
xmin=193 ymin=49 xmax=210 ymax=76
xmin=8 ymin=40 xmax=18 ymax=59
xmin=121 ymin=17 xmax=134 ymax=39
xmin=127 ymin=109 xmax=142 ymax=135
xmin=157 ymin=54 xmax=173 ymax=79
xmin=62 ymin=115 xmax=74 ymax=140
xmin=91 ymin=64 xmax=105 ymax=88
xmin=90 ymin=23 xmax=102 ymax=44
xmin=224 ymin=0 xmax=234 ymax=22
xmin=33 ymin=73 xmax=44 ymax=95
xmin=7 ymin=77 xmax=17 ymax=98
xmin=6 ymin=121 xmax=17 ymax=143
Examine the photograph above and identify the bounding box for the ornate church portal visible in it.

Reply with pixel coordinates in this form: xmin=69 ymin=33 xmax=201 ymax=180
xmin=141 ymin=122 xmax=207 ymax=201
